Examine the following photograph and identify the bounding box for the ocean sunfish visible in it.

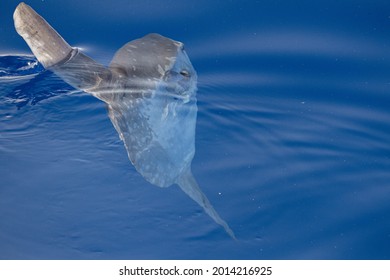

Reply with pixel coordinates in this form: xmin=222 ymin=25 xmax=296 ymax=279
xmin=13 ymin=2 xmax=235 ymax=238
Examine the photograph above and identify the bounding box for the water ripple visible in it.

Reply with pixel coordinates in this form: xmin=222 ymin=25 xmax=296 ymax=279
xmin=191 ymin=29 xmax=390 ymax=60
xmin=1 ymin=14 xmax=390 ymax=257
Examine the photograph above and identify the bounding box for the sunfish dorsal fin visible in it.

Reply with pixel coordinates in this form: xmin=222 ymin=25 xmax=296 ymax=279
xmin=14 ymin=2 xmax=72 ymax=68
xmin=14 ymin=2 xmax=111 ymax=95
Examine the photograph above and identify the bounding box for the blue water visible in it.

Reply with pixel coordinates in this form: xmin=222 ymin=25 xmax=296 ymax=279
xmin=1 ymin=0 xmax=390 ymax=259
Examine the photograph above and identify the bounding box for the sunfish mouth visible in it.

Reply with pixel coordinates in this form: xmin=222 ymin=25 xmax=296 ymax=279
xmin=157 ymin=82 xmax=196 ymax=104
xmin=158 ymin=91 xmax=193 ymax=104
xmin=174 ymin=88 xmax=194 ymax=103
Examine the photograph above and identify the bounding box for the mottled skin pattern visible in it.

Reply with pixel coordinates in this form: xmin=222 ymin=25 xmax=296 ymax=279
xmin=14 ymin=2 xmax=235 ymax=238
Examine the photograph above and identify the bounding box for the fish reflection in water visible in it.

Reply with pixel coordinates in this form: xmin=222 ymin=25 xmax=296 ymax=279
xmin=13 ymin=2 xmax=235 ymax=238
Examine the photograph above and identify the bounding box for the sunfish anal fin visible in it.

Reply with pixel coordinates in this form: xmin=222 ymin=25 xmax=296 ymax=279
xmin=177 ymin=170 xmax=236 ymax=239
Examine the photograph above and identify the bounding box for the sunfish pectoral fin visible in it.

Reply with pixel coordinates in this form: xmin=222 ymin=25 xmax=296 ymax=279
xmin=176 ymin=170 xmax=236 ymax=239
xmin=14 ymin=2 xmax=111 ymax=96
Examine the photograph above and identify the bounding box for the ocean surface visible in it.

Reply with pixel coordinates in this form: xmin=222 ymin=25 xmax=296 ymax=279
xmin=1 ymin=0 xmax=390 ymax=259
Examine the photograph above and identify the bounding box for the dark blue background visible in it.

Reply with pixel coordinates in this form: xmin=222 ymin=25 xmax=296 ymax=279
xmin=1 ymin=0 xmax=389 ymax=259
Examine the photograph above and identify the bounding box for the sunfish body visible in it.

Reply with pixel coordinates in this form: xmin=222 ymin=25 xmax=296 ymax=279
xmin=14 ymin=2 xmax=235 ymax=238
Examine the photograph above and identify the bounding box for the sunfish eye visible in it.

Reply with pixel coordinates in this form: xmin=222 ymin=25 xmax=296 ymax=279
xmin=180 ymin=70 xmax=190 ymax=77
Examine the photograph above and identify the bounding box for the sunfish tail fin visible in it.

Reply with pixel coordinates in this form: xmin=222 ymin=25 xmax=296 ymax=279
xmin=177 ymin=170 xmax=236 ymax=239
xmin=13 ymin=2 xmax=111 ymax=96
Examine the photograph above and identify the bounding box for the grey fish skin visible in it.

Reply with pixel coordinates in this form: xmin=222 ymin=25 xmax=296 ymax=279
xmin=13 ymin=2 xmax=235 ymax=239
xmin=14 ymin=2 xmax=112 ymax=94
xmin=13 ymin=2 xmax=72 ymax=68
